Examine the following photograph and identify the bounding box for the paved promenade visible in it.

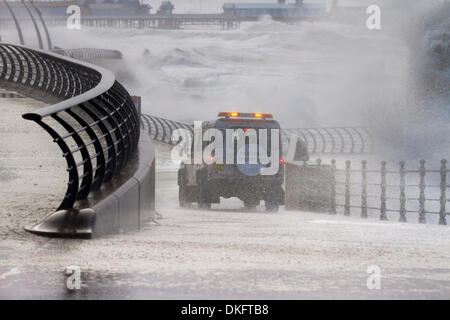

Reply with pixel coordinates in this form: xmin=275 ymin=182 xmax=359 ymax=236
xmin=0 ymin=96 xmax=449 ymax=299
xmin=0 ymin=95 xmax=65 ymax=241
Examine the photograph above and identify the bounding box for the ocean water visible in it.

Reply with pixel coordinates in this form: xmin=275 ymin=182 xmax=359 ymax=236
xmin=402 ymin=1 xmax=450 ymax=160
xmin=2 ymin=0 xmax=448 ymax=160
xmin=51 ymin=18 xmax=410 ymax=129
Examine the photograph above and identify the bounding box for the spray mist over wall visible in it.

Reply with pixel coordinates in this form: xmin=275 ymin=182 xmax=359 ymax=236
xmin=40 ymin=0 xmax=448 ymax=160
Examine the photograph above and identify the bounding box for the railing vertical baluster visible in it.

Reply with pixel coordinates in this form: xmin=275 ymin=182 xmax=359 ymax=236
xmin=330 ymin=159 xmax=336 ymax=215
xmin=316 ymin=158 xmax=321 ymax=210
xmin=399 ymin=161 xmax=407 ymax=222
xmin=380 ymin=161 xmax=387 ymax=220
xmin=418 ymin=159 xmax=426 ymax=224
xmin=345 ymin=160 xmax=351 ymax=216
xmin=361 ymin=160 xmax=368 ymax=218
xmin=306 ymin=161 xmax=312 ymax=210
xmin=439 ymin=159 xmax=447 ymax=225
xmin=299 ymin=161 xmax=306 ymax=210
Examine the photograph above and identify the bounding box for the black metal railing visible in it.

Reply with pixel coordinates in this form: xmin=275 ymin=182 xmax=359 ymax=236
xmin=332 ymin=159 xmax=449 ymax=225
xmin=141 ymin=114 xmax=193 ymax=145
xmin=282 ymin=127 xmax=373 ymax=154
xmin=0 ymin=14 xmax=241 ymax=30
xmin=286 ymin=158 xmax=449 ymax=225
xmin=0 ymin=43 xmax=140 ymax=211
xmin=51 ymin=48 xmax=123 ymax=61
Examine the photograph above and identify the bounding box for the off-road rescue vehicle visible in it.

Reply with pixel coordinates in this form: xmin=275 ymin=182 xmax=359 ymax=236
xmin=177 ymin=112 xmax=285 ymax=212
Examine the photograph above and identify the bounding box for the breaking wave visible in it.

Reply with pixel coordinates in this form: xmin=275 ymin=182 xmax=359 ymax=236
xmin=42 ymin=2 xmax=448 ymax=160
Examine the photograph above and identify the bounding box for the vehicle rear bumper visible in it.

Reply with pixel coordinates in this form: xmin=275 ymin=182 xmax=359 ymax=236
xmin=205 ymin=178 xmax=284 ymax=203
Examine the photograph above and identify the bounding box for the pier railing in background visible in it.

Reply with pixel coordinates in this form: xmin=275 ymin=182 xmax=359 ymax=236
xmin=282 ymin=127 xmax=372 ymax=155
xmin=0 ymin=15 xmax=241 ymax=30
xmin=286 ymin=159 xmax=449 ymax=225
xmin=0 ymin=1 xmax=126 ymax=59
xmin=141 ymin=114 xmax=193 ymax=146
xmin=141 ymin=114 xmax=373 ymax=155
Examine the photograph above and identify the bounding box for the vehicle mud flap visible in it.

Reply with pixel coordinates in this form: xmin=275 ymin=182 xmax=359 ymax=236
xmin=179 ymin=185 xmax=187 ymax=207
xmin=198 ymin=183 xmax=211 ymax=209
xmin=178 ymin=167 xmax=188 ymax=207
xmin=264 ymin=185 xmax=284 ymax=202
xmin=178 ymin=167 xmax=187 ymax=186
xmin=278 ymin=186 xmax=286 ymax=205
xmin=264 ymin=185 xmax=283 ymax=212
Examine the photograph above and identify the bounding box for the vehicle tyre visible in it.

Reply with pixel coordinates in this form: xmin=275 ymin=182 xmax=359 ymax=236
xmin=265 ymin=200 xmax=279 ymax=213
xmin=179 ymin=186 xmax=187 ymax=208
xmin=244 ymin=204 xmax=257 ymax=211
xmin=198 ymin=194 xmax=211 ymax=210
xmin=198 ymin=202 xmax=211 ymax=210
xmin=244 ymin=200 xmax=258 ymax=211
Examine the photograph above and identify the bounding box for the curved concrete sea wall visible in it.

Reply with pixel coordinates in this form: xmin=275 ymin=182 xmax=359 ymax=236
xmin=0 ymin=43 xmax=155 ymax=238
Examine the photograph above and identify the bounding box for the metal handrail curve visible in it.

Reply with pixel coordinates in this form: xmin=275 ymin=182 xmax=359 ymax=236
xmin=0 ymin=43 xmax=140 ymax=211
xmin=51 ymin=48 xmax=123 ymax=61
xmin=141 ymin=114 xmax=193 ymax=145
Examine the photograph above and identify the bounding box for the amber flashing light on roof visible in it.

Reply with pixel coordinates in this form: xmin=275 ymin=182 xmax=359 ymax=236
xmin=218 ymin=112 xmax=273 ymax=119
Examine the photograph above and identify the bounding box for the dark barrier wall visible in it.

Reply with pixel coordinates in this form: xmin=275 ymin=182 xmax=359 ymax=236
xmin=0 ymin=43 xmax=155 ymax=238
xmin=285 ymin=161 xmax=333 ymax=212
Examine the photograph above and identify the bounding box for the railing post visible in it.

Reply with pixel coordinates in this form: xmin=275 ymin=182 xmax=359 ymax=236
xmin=361 ymin=160 xmax=368 ymax=218
xmin=330 ymin=159 xmax=336 ymax=214
xmin=3 ymin=0 xmax=25 ymax=45
xmin=439 ymin=159 xmax=447 ymax=225
xmin=399 ymin=161 xmax=407 ymax=222
xmin=380 ymin=161 xmax=388 ymax=220
xmin=301 ymin=161 xmax=307 ymax=210
xmin=345 ymin=160 xmax=351 ymax=216
xmin=316 ymin=158 xmax=321 ymax=211
xmin=418 ymin=159 xmax=426 ymax=224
